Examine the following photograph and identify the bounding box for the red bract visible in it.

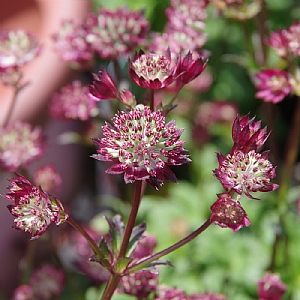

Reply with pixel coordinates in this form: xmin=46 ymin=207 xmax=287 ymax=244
xmin=178 ymin=51 xmax=207 ymax=85
xmin=128 ymin=49 xmax=180 ymax=89
xmin=231 ymin=114 xmax=269 ymax=154
xmin=6 ymin=174 xmax=68 ymax=240
xmin=210 ymin=194 xmax=251 ymax=232
xmin=254 ymin=69 xmax=291 ymax=103
xmin=89 ymin=68 xmax=118 ymax=101
xmin=92 ymin=105 xmax=191 ymax=189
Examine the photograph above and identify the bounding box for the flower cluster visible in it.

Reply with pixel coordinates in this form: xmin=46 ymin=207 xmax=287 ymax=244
xmin=255 ymin=21 xmax=300 ymax=102
xmin=211 ymin=114 xmax=278 ymax=230
xmin=149 ymin=0 xmax=208 ymax=55
xmin=0 ymin=121 xmax=45 ymax=172
xmin=92 ymin=104 xmax=191 ymax=189
xmin=6 ymin=174 xmax=68 ymax=240
xmin=13 ymin=264 xmax=65 ymax=300
xmin=49 ymin=80 xmax=99 ymax=120
xmin=0 ymin=29 xmax=41 ymax=86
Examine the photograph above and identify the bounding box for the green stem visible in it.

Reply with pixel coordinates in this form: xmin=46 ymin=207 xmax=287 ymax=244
xmin=67 ymin=217 xmax=110 ymax=269
xmin=118 ymin=180 xmax=143 ymax=259
xmin=101 ymin=274 xmax=121 ymax=300
xmin=149 ymin=89 xmax=155 ymax=111
xmin=128 ymin=219 xmax=212 ymax=273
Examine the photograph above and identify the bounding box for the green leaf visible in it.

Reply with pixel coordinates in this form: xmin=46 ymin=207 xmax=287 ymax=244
xmin=127 ymin=221 xmax=146 ymax=256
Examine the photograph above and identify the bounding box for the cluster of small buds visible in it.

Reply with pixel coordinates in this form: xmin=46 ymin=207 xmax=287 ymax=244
xmin=28 ymin=264 xmax=65 ymax=300
xmin=49 ymin=80 xmax=99 ymax=121
xmin=86 ymin=7 xmax=149 ymax=60
xmin=33 ymin=164 xmax=62 ymax=193
xmin=92 ymin=104 xmax=191 ymax=189
xmin=188 ymin=293 xmax=228 ymax=300
xmin=149 ymin=0 xmax=208 ymax=55
xmin=0 ymin=121 xmax=45 ymax=172
xmin=211 ymin=114 xmax=278 ymax=230
xmin=155 ymin=285 xmax=187 ymax=300
xmin=257 ymin=272 xmax=287 ymax=300
xmin=6 ymin=174 xmax=68 ymax=240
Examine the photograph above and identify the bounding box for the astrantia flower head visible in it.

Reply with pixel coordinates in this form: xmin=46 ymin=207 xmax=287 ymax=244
xmin=284 ymin=21 xmax=300 ymax=57
xmin=86 ymin=7 xmax=149 ymax=60
xmin=52 ymin=20 xmax=93 ymax=67
xmin=118 ymin=270 xmax=159 ymax=299
xmin=0 ymin=121 xmax=45 ymax=172
xmin=213 ymin=150 xmax=279 ymax=199
xmin=29 ymin=264 xmax=65 ymax=300
xmin=49 ymin=80 xmax=98 ymax=121
xmin=210 ymin=193 xmax=251 ymax=231
xmin=89 ymin=68 xmax=118 ymax=101
xmin=12 ymin=284 xmax=34 ymax=300
xmin=166 ymin=0 xmax=208 ymax=32
xmin=0 ymin=29 xmax=41 ymax=70
xmin=33 ymin=164 xmax=62 ymax=193
xmin=254 ymin=69 xmax=291 ymax=104
xmin=156 ymin=285 xmax=187 ymax=300
xmin=265 ymin=29 xmax=289 ymax=59
xmin=92 ymin=105 xmax=191 ymax=189
xmin=6 ymin=174 xmax=68 ymax=240
xmin=257 ymin=272 xmax=286 ymax=300
xmin=231 ymin=114 xmax=269 ymax=154
xmin=149 ymin=28 xmax=207 ymax=56
xmin=128 ymin=49 xmax=180 ymax=89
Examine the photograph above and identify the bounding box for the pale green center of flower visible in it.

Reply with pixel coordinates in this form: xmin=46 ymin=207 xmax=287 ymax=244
xmin=132 ymin=54 xmax=171 ymax=81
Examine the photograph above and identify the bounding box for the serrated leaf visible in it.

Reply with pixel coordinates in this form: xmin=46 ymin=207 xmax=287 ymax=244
xmin=115 ymin=257 xmax=133 ymax=274
xmin=127 ymin=221 xmax=147 ymax=257
xmin=99 ymin=236 xmax=111 ymax=259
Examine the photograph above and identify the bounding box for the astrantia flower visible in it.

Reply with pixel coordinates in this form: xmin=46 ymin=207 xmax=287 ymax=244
xmin=86 ymin=7 xmax=149 ymax=60
xmin=49 ymin=81 xmax=98 ymax=120
xmin=12 ymin=284 xmax=34 ymax=300
xmin=6 ymin=174 xmax=68 ymax=240
xmin=129 ymin=49 xmax=180 ymax=89
xmin=156 ymin=285 xmax=187 ymax=300
xmin=265 ymin=29 xmax=289 ymax=59
xmin=210 ymin=193 xmax=251 ymax=231
xmin=188 ymin=292 xmax=228 ymax=300
xmin=33 ymin=164 xmax=62 ymax=193
xmin=0 ymin=121 xmax=45 ymax=172
xmin=52 ymin=20 xmax=93 ymax=67
xmin=213 ymin=150 xmax=278 ymax=199
xmin=254 ymin=69 xmax=291 ymax=103
xmin=177 ymin=51 xmax=207 ymax=85
xmin=284 ymin=21 xmax=300 ymax=57
xmin=29 ymin=264 xmax=65 ymax=300
xmin=0 ymin=29 xmax=41 ymax=70
xmin=231 ymin=114 xmax=269 ymax=154
xmin=165 ymin=0 xmax=208 ymax=32
xmin=119 ymin=270 xmax=159 ymax=299
xmin=257 ymin=272 xmax=286 ymax=300
xmin=149 ymin=28 xmax=207 ymax=56
xmin=89 ymin=68 xmax=118 ymax=101
xmin=92 ymin=105 xmax=191 ymax=189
